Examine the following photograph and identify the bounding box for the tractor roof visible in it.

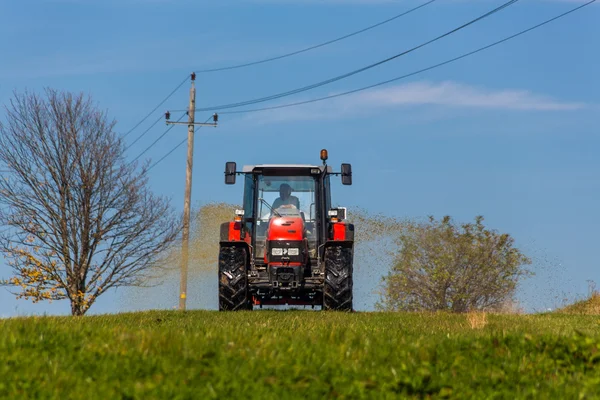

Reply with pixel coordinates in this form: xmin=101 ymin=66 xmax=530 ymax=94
xmin=242 ymin=164 xmax=332 ymax=173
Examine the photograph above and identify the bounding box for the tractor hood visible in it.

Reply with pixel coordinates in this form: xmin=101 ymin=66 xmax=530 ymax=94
xmin=267 ymin=216 xmax=305 ymax=241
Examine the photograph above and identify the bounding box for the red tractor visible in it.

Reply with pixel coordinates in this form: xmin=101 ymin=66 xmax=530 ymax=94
xmin=218 ymin=149 xmax=354 ymax=311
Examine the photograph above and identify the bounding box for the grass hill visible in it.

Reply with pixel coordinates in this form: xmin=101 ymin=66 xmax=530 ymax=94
xmin=1 ymin=310 xmax=599 ymax=399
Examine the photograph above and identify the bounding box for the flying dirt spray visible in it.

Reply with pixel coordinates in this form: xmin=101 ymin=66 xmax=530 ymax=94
xmin=119 ymin=202 xmax=412 ymax=311
xmin=119 ymin=203 xmax=577 ymax=313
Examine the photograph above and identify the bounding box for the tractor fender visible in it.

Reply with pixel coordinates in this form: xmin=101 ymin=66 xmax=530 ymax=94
xmin=220 ymin=221 xmax=245 ymax=242
xmin=220 ymin=222 xmax=252 ymax=266
xmin=219 ymin=240 xmax=251 ymax=267
xmin=321 ymin=238 xmax=354 ymax=264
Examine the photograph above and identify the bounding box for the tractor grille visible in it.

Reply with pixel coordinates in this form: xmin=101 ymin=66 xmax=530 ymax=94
xmin=267 ymin=240 xmax=304 ymax=264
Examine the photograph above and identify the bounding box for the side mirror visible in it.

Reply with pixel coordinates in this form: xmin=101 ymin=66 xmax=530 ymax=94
xmin=225 ymin=162 xmax=236 ymax=185
xmin=341 ymin=163 xmax=352 ymax=185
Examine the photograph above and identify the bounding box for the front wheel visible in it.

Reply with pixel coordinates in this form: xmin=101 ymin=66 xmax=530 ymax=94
xmin=218 ymin=245 xmax=252 ymax=311
xmin=322 ymin=245 xmax=353 ymax=311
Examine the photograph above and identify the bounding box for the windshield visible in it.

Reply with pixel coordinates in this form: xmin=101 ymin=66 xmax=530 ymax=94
xmin=251 ymin=174 xmax=318 ymax=261
xmin=257 ymin=175 xmax=316 ymax=221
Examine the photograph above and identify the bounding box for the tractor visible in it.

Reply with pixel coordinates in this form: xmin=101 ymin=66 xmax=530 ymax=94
xmin=218 ymin=149 xmax=354 ymax=311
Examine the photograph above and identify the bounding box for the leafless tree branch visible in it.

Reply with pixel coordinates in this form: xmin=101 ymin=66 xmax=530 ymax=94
xmin=0 ymin=88 xmax=181 ymax=315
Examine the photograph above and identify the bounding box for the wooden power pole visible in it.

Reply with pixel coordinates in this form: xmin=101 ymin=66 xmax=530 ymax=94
xmin=165 ymin=72 xmax=218 ymax=310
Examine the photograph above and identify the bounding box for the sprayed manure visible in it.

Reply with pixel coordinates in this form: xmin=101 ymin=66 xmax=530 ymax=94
xmin=120 ymin=204 xmax=575 ymax=313
xmin=121 ymin=203 xmax=413 ymax=311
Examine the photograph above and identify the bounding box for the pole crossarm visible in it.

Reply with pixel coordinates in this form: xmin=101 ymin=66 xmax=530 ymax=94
xmin=166 ymin=121 xmax=218 ymax=127
xmin=165 ymin=109 xmax=218 ymax=128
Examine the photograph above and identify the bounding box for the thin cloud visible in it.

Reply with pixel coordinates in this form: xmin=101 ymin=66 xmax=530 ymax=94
xmin=245 ymin=80 xmax=589 ymax=123
xmin=360 ymin=81 xmax=587 ymax=111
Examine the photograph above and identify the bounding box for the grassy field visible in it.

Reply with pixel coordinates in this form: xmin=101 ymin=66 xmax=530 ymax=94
xmin=1 ymin=310 xmax=600 ymax=399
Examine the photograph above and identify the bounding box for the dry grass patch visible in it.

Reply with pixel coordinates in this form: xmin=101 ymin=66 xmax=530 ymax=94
xmin=558 ymin=292 xmax=600 ymax=315
xmin=466 ymin=311 xmax=488 ymax=329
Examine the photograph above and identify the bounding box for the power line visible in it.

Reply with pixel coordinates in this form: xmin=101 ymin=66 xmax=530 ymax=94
xmin=123 ymin=114 xmax=164 ymax=152
xmin=129 ymin=112 xmax=187 ymax=165
xmin=147 ymin=138 xmax=187 ymax=172
xmin=195 ymin=0 xmax=438 ymax=73
xmin=121 ymin=75 xmax=188 ymax=139
xmin=147 ymin=116 xmax=214 ymax=172
xmin=218 ymin=0 xmax=595 ymax=116
xmin=180 ymin=0 xmax=519 ymax=113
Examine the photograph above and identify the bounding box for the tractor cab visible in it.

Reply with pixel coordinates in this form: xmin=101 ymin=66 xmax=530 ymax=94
xmin=218 ymin=150 xmax=354 ymax=311
xmin=241 ymin=166 xmax=325 ymax=264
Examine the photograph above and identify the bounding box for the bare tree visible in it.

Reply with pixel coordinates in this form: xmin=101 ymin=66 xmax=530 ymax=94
xmin=0 ymin=88 xmax=181 ymax=316
xmin=377 ymin=215 xmax=532 ymax=313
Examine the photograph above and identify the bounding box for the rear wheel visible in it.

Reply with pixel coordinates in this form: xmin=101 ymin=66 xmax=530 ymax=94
xmin=323 ymin=245 xmax=353 ymax=311
xmin=218 ymin=245 xmax=251 ymax=311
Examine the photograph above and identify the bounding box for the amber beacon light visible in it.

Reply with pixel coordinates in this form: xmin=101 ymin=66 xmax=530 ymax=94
xmin=320 ymin=149 xmax=328 ymax=164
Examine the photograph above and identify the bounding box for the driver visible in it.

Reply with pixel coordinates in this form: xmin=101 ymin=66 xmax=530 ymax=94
xmin=272 ymin=183 xmax=300 ymax=210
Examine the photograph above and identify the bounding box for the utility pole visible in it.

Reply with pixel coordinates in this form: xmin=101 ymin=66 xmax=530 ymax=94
xmin=165 ymin=72 xmax=218 ymax=310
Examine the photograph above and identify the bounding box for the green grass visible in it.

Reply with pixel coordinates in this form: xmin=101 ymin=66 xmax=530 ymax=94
xmin=1 ymin=311 xmax=600 ymax=399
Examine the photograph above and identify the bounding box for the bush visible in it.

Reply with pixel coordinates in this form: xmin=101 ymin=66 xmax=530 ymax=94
xmin=377 ymin=215 xmax=532 ymax=312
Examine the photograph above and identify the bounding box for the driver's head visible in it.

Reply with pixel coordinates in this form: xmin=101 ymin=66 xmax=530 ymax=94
xmin=279 ymin=183 xmax=292 ymax=200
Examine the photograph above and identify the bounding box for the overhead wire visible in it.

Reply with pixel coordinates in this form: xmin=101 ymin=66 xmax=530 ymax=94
xmin=129 ymin=112 xmax=187 ymax=165
xmin=146 ymin=116 xmax=215 ymax=172
xmin=217 ymin=0 xmax=596 ymax=115
xmin=146 ymin=0 xmax=594 ymax=174
xmin=123 ymin=114 xmax=164 ymax=151
xmin=195 ymin=0 xmax=438 ymax=73
xmin=121 ymin=75 xmax=189 ymax=139
xmin=120 ymin=1 xmax=437 ymax=141
xmin=180 ymin=0 xmax=520 ymax=113
xmin=146 ymin=138 xmax=187 ymax=172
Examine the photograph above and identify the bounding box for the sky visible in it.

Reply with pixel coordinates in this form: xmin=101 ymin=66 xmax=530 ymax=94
xmin=0 ymin=0 xmax=598 ymax=316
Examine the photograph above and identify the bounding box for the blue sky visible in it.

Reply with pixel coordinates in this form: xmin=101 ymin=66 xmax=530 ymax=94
xmin=0 ymin=0 xmax=598 ymax=316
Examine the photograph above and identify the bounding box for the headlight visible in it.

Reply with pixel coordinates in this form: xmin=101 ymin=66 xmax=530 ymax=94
xmin=287 ymin=248 xmax=299 ymax=256
xmin=272 ymin=248 xmax=283 ymax=256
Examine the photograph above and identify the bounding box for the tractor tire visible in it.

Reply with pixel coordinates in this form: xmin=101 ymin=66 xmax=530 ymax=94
xmin=323 ymin=245 xmax=353 ymax=311
xmin=218 ymin=245 xmax=251 ymax=311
